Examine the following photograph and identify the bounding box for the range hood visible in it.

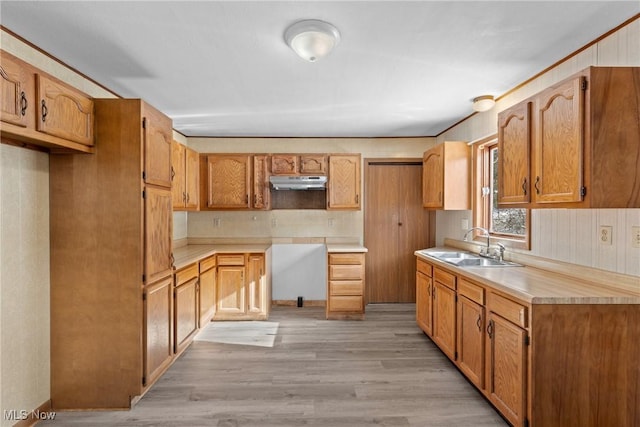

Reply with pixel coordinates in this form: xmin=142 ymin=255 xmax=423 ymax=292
xmin=270 ymin=175 xmax=327 ymax=190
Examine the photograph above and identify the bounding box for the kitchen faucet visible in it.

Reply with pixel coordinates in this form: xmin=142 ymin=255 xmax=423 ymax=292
xmin=463 ymin=227 xmax=491 ymax=256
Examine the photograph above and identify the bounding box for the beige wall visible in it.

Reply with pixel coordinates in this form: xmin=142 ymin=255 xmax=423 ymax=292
xmin=434 ymin=18 xmax=640 ymax=277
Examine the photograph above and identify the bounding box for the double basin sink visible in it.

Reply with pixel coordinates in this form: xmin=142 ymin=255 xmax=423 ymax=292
xmin=418 ymin=250 xmax=523 ymax=268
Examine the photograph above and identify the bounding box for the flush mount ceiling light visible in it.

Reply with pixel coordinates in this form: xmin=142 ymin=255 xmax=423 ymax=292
xmin=472 ymin=95 xmax=496 ymax=112
xmin=284 ymin=19 xmax=340 ymax=62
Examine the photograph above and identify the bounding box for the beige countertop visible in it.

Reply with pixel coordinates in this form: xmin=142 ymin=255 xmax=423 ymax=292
xmin=416 ymin=247 xmax=640 ymax=305
xmin=173 ymin=244 xmax=271 ymax=270
xmin=326 ymin=244 xmax=368 ymax=253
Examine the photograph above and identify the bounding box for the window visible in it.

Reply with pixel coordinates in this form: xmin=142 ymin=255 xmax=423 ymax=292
xmin=473 ymin=137 xmax=530 ymax=249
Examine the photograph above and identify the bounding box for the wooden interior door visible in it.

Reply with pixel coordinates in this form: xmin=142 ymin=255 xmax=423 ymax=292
xmin=364 ymin=160 xmax=434 ymax=303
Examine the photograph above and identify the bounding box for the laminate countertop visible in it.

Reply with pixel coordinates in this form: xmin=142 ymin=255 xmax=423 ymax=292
xmin=416 ymin=247 xmax=640 ymax=305
xmin=326 ymin=244 xmax=368 ymax=253
xmin=173 ymin=244 xmax=271 ymax=270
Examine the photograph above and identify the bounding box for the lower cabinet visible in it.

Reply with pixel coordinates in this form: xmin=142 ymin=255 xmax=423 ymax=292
xmin=215 ymin=253 xmax=269 ymax=320
xmin=456 ymin=278 xmax=486 ymax=389
xmin=415 ymin=259 xmax=433 ymax=335
xmin=326 ymin=252 xmax=366 ymax=320
xmin=415 ymin=257 xmax=638 ymax=426
xmin=174 ymin=264 xmax=199 ymax=355
xmin=143 ymin=276 xmax=174 ymax=388
xmin=432 ymin=268 xmax=457 ymax=360
xmin=199 ymin=255 xmax=217 ymax=326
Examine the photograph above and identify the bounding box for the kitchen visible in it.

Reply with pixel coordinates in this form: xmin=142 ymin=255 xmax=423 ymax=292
xmin=1 ymin=2 xmax=640 ymax=427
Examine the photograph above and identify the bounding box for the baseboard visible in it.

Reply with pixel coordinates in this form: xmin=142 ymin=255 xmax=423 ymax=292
xmin=8 ymin=399 xmax=54 ymax=426
xmin=272 ymin=299 xmax=326 ymax=307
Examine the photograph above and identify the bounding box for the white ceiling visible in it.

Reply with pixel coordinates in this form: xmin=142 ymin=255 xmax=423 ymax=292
xmin=1 ymin=1 xmax=638 ymax=138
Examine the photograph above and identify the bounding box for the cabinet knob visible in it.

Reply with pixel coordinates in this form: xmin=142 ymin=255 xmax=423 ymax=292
xmin=41 ymin=100 xmax=48 ymax=122
xmin=20 ymin=92 xmax=27 ymax=116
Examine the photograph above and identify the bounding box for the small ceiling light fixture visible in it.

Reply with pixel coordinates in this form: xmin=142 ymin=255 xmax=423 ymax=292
xmin=284 ymin=19 xmax=341 ymax=62
xmin=472 ymin=95 xmax=496 ymax=112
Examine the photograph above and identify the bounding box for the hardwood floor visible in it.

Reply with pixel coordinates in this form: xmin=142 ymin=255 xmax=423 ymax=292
xmin=42 ymin=305 xmax=507 ymax=426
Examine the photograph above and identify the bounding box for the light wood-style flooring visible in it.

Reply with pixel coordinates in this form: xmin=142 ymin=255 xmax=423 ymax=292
xmin=42 ymin=305 xmax=508 ymax=426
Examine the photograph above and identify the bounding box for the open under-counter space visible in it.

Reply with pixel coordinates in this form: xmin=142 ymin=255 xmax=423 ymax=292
xmin=414 ymin=243 xmax=639 ymax=427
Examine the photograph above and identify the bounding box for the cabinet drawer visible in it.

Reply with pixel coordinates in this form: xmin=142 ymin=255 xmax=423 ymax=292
xmin=329 ymin=295 xmax=363 ymax=312
xmin=488 ymin=292 xmax=528 ymax=328
xmin=199 ymin=255 xmax=216 ymax=273
xmin=417 ymin=258 xmax=432 ymax=277
xmin=175 ymin=263 xmax=198 ymax=286
xmin=329 ymin=253 xmax=364 ymax=265
xmin=329 ymin=280 xmax=363 ymax=296
xmin=217 ymin=254 xmax=245 ymax=266
xmin=329 ymin=264 xmax=364 ymax=280
xmin=434 ymin=267 xmax=456 ymax=290
xmin=458 ymin=278 xmax=484 ymax=305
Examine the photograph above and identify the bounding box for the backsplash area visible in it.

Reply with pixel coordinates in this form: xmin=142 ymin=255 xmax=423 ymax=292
xmin=186 ymin=210 xmax=362 ymax=242
xmin=437 ymin=209 xmax=640 ymax=277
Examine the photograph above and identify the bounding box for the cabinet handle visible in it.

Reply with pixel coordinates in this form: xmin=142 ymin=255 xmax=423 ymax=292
xmin=521 ymin=177 xmax=528 ymax=196
xmin=356 ymin=194 xmax=359 ymax=204
xmin=534 ymin=176 xmax=540 ymax=195
xmin=41 ymin=100 xmax=48 ymax=122
xmin=433 ymin=286 xmax=436 ymax=298
xmin=254 ymin=194 xmax=257 ymax=206
xmin=476 ymin=314 xmax=482 ymax=331
xmin=20 ymin=92 xmax=27 ymax=116
xmin=186 ymin=193 xmax=190 ymax=203
xmin=427 ymin=283 xmax=431 ymax=296
xmin=171 ymin=166 xmax=175 ymax=180
xmin=245 ymin=194 xmax=249 ymax=204
xmin=487 ymin=320 xmax=494 ymax=339
xmin=183 ymin=191 xmax=187 ymax=203
xmin=170 ymin=253 xmax=175 ymax=266
xmin=438 ymin=191 xmax=442 ymax=202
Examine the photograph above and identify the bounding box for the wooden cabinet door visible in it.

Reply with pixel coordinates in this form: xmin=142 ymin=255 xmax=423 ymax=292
xmin=207 ymin=155 xmax=251 ymax=209
xmin=36 ymin=74 xmax=94 ymax=146
xmin=143 ymin=105 xmax=173 ymax=189
xmin=252 ymin=155 xmax=270 ymax=209
xmin=145 ymin=187 xmax=173 ymax=284
xmin=534 ymin=76 xmax=585 ymax=204
xmin=457 ymin=296 xmax=485 ymax=389
xmin=416 ymin=271 xmax=433 ymax=336
xmin=247 ymin=254 xmax=266 ymax=314
xmin=486 ymin=313 xmax=527 ymax=427
xmin=199 ymin=266 xmax=216 ymax=326
xmin=498 ymin=101 xmax=531 ymax=205
xmin=216 ymin=265 xmax=246 ymax=315
xmin=433 ymin=280 xmax=456 ymax=360
xmin=184 ymin=147 xmax=200 ymax=210
xmin=328 ymin=154 xmax=361 ymax=209
xmin=0 ymin=53 xmax=30 ymax=127
xmin=422 ymin=145 xmax=444 ymax=208
xmin=300 ymin=154 xmax=327 ymax=175
xmin=174 ymin=277 xmax=199 ymax=355
xmin=271 ymin=154 xmax=298 ymax=175
xmin=171 ymin=141 xmax=186 ymax=209
xmin=143 ymin=276 xmax=173 ymax=388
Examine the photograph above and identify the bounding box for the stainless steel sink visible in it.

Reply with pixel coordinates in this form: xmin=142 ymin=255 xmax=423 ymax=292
xmin=418 ymin=250 xmax=522 ymax=268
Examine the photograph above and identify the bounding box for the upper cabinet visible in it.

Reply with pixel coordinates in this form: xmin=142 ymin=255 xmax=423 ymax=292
xmin=1 ymin=50 xmax=94 ymax=153
xmin=271 ymin=153 xmax=327 ymax=176
xmin=422 ymin=141 xmax=470 ymax=210
xmin=327 ymin=154 xmax=361 ymax=210
xmin=36 ymin=74 xmax=94 ymax=147
xmin=252 ymin=155 xmax=271 ymax=210
xmin=171 ymin=140 xmax=199 ymax=211
xmin=0 ymin=52 xmax=30 ymax=128
xmin=204 ymin=154 xmax=252 ymax=209
xmin=498 ymin=67 xmax=640 ymax=208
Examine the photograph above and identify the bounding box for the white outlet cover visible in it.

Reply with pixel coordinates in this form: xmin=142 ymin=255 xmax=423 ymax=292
xmin=599 ymin=225 xmax=613 ymax=245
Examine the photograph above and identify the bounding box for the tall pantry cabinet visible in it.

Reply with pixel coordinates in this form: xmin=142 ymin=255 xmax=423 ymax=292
xmin=50 ymin=99 xmax=174 ymax=409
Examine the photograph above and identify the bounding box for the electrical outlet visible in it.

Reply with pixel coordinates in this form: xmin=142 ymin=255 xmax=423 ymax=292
xmin=328 ymin=218 xmax=334 ymax=227
xmin=213 ymin=218 xmax=221 ymax=228
xmin=599 ymin=225 xmax=612 ymax=245
xmin=632 ymin=226 xmax=640 ymax=248
xmin=271 ymin=218 xmax=277 ymax=228
xmin=461 ymin=219 xmax=469 ymax=230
